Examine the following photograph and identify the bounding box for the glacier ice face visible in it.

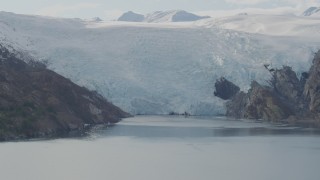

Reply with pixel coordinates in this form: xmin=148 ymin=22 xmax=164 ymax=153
xmin=1 ymin=12 xmax=320 ymax=115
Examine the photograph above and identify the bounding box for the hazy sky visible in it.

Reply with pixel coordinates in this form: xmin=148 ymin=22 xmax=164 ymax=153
xmin=0 ymin=0 xmax=319 ymax=20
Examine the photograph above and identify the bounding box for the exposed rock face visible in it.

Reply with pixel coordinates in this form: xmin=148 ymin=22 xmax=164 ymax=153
xmin=226 ymin=81 xmax=292 ymax=121
xmin=0 ymin=44 xmax=130 ymax=140
xmin=214 ymin=77 xmax=240 ymax=100
xmin=225 ymin=91 xmax=247 ymax=119
xmin=270 ymin=66 xmax=307 ymax=112
xmin=304 ymin=51 xmax=320 ymax=113
xmin=221 ymin=50 xmax=320 ymax=126
xmin=271 ymin=66 xmax=302 ymax=104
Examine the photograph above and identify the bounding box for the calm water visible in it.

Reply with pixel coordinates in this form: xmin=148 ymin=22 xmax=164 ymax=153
xmin=1 ymin=116 xmax=320 ymax=180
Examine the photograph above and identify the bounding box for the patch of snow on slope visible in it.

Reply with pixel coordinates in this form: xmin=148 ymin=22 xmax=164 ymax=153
xmin=0 ymin=12 xmax=320 ymax=115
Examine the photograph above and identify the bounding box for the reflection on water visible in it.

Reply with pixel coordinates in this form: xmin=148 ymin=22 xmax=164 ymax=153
xmin=94 ymin=116 xmax=320 ymax=139
xmin=0 ymin=116 xmax=320 ymax=180
xmin=98 ymin=125 xmax=320 ymax=138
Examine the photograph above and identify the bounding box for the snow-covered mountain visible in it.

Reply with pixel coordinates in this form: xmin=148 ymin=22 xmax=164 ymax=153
xmin=1 ymin=11 xmax=320 ymax=115
xmin=302 ymin=7 xmax=320 ymax=16
xmin=117 ymin=11 xmax=144 ymax=22
xmin=117 ymin=10 xmax=210 ymax=23
xmin=144 ymin=10 xmax=210 ymax=23
xmin=91 ymin=17 xmax=103 ymax=22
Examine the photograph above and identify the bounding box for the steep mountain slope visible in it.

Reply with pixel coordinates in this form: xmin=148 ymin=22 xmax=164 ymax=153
xmin=0 ymin=44 xmax=130 ymax=140
xmin=0 ymin=12 xmax=320 ymax=115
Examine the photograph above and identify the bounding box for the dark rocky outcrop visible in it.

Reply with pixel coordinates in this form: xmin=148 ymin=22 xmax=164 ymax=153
xmin=271 ymin=66 xmax=302 ymax=103
xmin=304 ymin=51 xmax=320 ymax=113
xmin=269 ymin=66 xmax=307 ymax=112
xmin=226 ymin=81 xmax=292 ymax=121
xmin=218 ymin=50 xmax=320 ymax=127
xmin=0 ymin=44 xmax=130 ymax=140
xmin=214 ymin=77 xmax=240 ymax=100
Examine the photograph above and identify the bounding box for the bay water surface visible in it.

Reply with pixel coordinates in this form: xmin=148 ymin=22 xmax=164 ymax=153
xmin=0 ymin=116 xmax=320 ymax=180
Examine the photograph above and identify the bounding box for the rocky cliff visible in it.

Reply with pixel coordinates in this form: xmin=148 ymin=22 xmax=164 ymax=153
xmin=304 ymin=51 xmax=320 ymax=113
xmin=0 ymin=44 xmax=130 ymax=140
xmin=226 ymin=81 xmax=292 ymax=121
xmin=217 ymin=50 xmax=320 ymax=127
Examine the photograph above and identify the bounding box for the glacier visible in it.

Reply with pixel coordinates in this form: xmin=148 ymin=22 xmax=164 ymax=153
xmin=1 ymin=11 xmax=320 ymax=115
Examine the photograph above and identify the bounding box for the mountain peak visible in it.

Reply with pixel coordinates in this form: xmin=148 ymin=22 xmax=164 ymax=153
xmin=117 ymin=11 xmax=144 ymax=22
xmin=171 ymin=10 xmax=210 ymax=22
xmin=92 ymin=17 xmax=103 ymax=22
xmin=117 ymin=10 xmax=210 ymax=23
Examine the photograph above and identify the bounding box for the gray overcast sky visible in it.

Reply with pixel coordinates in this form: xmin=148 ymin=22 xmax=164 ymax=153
xmin=0 ymin=0 xmax=320 ymax=19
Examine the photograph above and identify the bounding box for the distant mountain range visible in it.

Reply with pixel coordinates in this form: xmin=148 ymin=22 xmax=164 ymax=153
xmin=117 ymin=10 xmax=210 ymax=23
xmin=117 ymin=7 xmax=320 ymax=23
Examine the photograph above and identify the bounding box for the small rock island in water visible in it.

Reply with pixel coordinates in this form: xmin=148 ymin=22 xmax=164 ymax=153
xmin=215 ymin=50 xmax=320 ymax=128
xmin=0 ymin=44 xmax=130 ymax=141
